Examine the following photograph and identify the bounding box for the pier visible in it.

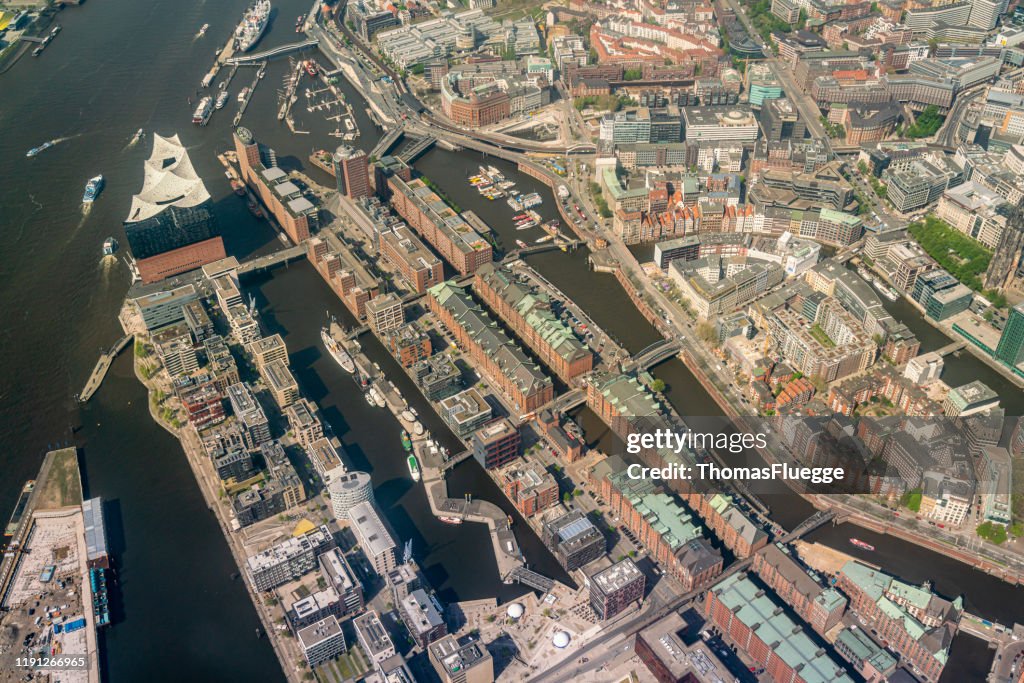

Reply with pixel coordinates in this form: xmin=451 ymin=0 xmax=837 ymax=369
xmin=225 ymin=39 xmax=318 ymax=66
xmin=78 ymin=334 xmax=134 ymax=403
xmin=233 ymin=62 xmax=266 ymax=127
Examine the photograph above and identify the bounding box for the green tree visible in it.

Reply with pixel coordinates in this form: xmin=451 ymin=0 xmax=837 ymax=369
xmin=905 ymin=105 xmax=944 ymax=139
xmin=695 ymin=322 xmax=718 ymax=346
xmin=909 ymin=216 xmax=991 ymax=291
xmin=650 ymin=378 xmax=666 ymax=392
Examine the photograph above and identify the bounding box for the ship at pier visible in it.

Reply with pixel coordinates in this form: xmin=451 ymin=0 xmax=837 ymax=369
xmin=234 ymin=0 xmax=271 ymax=53
xmin=321 ymin=326 xmax=355 ymax=373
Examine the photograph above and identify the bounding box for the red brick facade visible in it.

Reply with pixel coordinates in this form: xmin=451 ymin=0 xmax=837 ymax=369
xmin=137 ymin=237 xmax=227 ymax=284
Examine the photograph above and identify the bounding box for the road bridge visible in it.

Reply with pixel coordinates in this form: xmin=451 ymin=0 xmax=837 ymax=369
xmin=237 ymin=245 xmax=307 ymax=275
xmin=225 ymin=39 xmax=318 ymax=65
xmin=623 ymin=339 xmax=683 ymax=372
xmin=397 ymin=135 xmax=436 ymax=163
xmin=506 ymin=241 xmax=581 ymax=258
xmin=544 ymin=389 xmax=587 ymax=415
xmin=371 ymin=129 xmax=404 ymax=160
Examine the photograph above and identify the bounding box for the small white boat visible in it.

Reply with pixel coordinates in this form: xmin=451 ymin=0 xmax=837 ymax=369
xmin=412 ymin=421 xmax=424 ymax=436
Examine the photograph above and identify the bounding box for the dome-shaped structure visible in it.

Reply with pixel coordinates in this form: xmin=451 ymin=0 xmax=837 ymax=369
xmin=506 ymin=603 xmax=525 ymax=619
xmin=553 ymin=631 xmax=571 ymax=649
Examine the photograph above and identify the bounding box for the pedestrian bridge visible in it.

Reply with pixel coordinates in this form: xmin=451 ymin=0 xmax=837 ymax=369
xmin=225 ymin=39 xmax=319 ymax=65
xmin=504 ymin=566 xmax=555 ymax=593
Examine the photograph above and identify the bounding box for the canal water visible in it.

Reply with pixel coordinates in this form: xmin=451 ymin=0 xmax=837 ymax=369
xmin=245 ymin=263 xmax=572 ymax=602
xmin=0 ymin=0 xmax=1016 ymax=678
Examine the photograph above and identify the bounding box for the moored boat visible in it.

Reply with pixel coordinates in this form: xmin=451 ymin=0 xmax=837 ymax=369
xmin=321 ymin=326 xmax=355 ymax=373
xmin=192 ymin=96 xmax=213 ymax=125
xmin=4 ymin=481 xmax=35 ymax=537
xmin=438 ymin=516 xmax=463 ymax=525
xmin=401 ymin=431 xmax=412 ymax=452
xmin=407 ymin=454 xmax=421 ymax=482
xmin=234 ymin=0 xmax=271 ymax=53
xmin=215 ymin=90 xmax=229 ymax=110
xmin=849 ymin=538 xmax=875 ymax=551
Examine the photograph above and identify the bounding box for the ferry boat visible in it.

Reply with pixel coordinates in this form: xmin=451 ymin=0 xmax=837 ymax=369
xmin=438 ymin=516 xmax=463 ymax=525
xmin=401 ymin=431 xmax=412 ymax=452
xmin=234 ymin=0 xmax=271 ymax=53
xmin=102 ymin=237 xmax=119 ymax=256
xmin=4 ymin=481 xmax=35 ymax=537
xmin=26 ymin=140 xmax=57 ymax=158
xmin=192 ymin=96 xmax=213 ymax=125
xmin=849 ymin=538 xmax=875 ymax=552
xmin=215 ymin=90 xmax=229 ymax=110
xmin=321 ymin=326 xmax=355 ymax=373
xmin=407 ymin=454 xmax=421 ymax=482
xmin=82 ymin=175 xmax=104 ymax=203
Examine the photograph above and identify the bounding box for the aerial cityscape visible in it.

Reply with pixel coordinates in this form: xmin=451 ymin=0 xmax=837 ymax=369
xmin=2 ymin=0 xmax=1024 ymax=681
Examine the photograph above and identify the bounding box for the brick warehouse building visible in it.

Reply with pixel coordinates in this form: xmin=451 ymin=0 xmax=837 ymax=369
xmin=234 ymin=127 xmax=317 ymax=245
xmin=598 ymin=468 xmax=722 ymax=591
xmin=427 ymin=281 xmax=553 ymax=413
xmin=704 ymin=573 xmax=855 ymax=683
xmin=387 ymin=175 xmax=493 ymax=275
xmin=378 ymin=225 xmax=444 ymax=294
xmin=834 ymin=561 xmax=960 ymax=682
xmin=473 ymin=263 xmax=594 ymax=382
xmin=750 ymin=544 xmax=846 ymax=635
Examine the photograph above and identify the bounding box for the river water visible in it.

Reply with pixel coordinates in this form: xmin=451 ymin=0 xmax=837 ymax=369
xmin=0 ymin=0 xmax=1016 ymax=679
